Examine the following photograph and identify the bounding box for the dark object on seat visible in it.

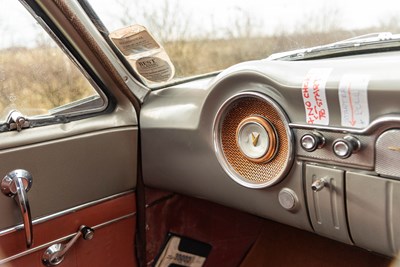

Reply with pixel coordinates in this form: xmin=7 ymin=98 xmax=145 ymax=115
xmin=154 ymin=233 xmax=212 ymax=267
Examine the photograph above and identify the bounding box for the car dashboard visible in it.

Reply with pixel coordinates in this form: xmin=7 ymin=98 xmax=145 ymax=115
xmin=141 ymin=50 xmax=400 ymax=257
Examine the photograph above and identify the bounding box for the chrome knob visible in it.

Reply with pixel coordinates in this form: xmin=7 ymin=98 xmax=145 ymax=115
xmin=311 ymin=178 xmax=326 ymax=192
xmin=301 ymin=132 xmax=325 ymax=152
xmin=332 ymin=135 xmax=361 ymax=159
xmin=81 ymin=226 xmax=94 ymax=240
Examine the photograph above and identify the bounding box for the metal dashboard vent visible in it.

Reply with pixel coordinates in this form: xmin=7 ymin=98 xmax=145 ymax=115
xmin=376 ymin=129 xmax=400 ymax=178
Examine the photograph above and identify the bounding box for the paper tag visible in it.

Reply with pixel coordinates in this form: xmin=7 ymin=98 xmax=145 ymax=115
xmin=135 ymin=56 xmax=174 ymax=82
xmin=155 ymin=236 xmax=206 ymax=267
xmin=301 ymin=68 xmax=332 ymax=125
xmin=109 ymin=26 xmax=160 ymax=56
xmin=109 ymin=24 xmax=175 ymax=84
xmin=338 ymin=74 xmax=369 ymax=128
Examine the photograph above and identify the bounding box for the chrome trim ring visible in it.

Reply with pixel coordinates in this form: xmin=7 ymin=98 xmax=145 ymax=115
xmin=236 ymin=116 xmax=279 ymax=163
xmin=213 ymin=92 xmax=294 ymax=189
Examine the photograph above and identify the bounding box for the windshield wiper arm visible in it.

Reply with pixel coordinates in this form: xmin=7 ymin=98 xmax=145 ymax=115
xmin=268 ymin=32 xmax=400 ymax=61
xmin=334 ymin=32 xmax=393 ymax=44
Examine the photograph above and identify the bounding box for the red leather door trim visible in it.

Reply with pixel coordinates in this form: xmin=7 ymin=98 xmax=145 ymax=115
xmin=0 ymin=193 xmax=137 ymax=267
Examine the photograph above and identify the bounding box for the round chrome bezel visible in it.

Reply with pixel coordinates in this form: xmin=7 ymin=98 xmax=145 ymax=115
xmin=236 ymin=115 xmax=279 ymax=163
xmin=213 ymin=92 xmax=294 ymax=189
xmin=237 ymin=120 xmax=270 ymax=159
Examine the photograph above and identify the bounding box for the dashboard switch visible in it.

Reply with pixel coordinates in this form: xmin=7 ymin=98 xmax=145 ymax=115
xmin=332 ymin=135 xmax=361 ymax=159
xmin=300 ymin=132 xmax=325 ymax=152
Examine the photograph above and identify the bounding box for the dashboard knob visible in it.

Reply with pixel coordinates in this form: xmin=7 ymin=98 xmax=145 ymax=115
xmin=300 ymin=132 xmax=325 ymax=152
xmin=311 ymin=178 xmax=326 ymax=192
xmin=332 ymin=135 xmax=361 ymax=159
xmin=278 ymin=188 xmax=298 ymax=211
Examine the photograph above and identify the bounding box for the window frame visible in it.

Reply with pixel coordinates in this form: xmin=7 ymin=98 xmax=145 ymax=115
xmin=0 ymin=0 xmax=115 ymax=133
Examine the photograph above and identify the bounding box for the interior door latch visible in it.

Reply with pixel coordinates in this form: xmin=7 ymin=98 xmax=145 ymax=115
xmin=1 ymin=169 xmax=34 ymax=248
xmin=6 ymin=110 xmax=30 ymax=132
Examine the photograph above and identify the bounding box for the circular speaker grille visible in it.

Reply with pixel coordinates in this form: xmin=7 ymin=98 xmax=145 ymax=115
xmin=214 ymin=92 xmax=293 ymax=188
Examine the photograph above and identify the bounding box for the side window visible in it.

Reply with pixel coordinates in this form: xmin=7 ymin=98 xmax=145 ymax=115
xmin=0 ymin=1 xmax=105 ymax=122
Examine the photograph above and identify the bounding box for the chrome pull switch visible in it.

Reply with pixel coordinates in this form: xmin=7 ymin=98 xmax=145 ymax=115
xmin=311 ymin=178 xmax=327 ymax=192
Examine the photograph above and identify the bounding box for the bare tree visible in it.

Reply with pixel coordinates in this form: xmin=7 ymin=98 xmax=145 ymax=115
xmin=295 ymin=5 xmax=342 ymax=34
xmin=114 ymin=0 xmax=191 ymax=43
xmin=224 ymin=7 xmax=262 ymax=39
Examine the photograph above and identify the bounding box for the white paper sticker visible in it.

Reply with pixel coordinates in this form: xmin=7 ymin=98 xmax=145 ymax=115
xmin=302 ymin=68 xmax=332 ymax=125
xmin=109 ymin=25 xmax=176 ymax=84
xmin=135 ymin=56 xmax=174 ymax=82
xmin=338 ymin=74 xmax=370 ymax=128
xmin=109 ymin=25 xmax=160 ymax=56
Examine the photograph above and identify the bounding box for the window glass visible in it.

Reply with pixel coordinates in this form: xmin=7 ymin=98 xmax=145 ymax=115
xmin=87 ymin=0 xmax=400 ymax=79
xmin=0 ymin=1 xmax=104 ymax=121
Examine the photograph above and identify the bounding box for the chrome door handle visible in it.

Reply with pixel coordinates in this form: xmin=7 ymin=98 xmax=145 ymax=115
xmin=1 ymin=169 xmax=33 ymax=248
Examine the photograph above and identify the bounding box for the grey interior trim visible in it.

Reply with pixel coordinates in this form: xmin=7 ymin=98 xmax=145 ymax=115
xmin=305 ymin=164 xmax=352 ymax=244
xmin=0 ymin=114 xmax=137 ymax=151
xmin=0 ymin=127 xmax=138 ymax=230
xmin=142 ymin=79 xmax=313 ymax=233
xmin=290 ymin=115 xmax=400 ymax=135
xmin=0 ymin=190 xmax=133 ymax=237
xmin=141 ymin=50 xmax=400 ymax=257
xmin=346 ymin=172 xmax=400 ymax=256
xmin=0 ymin=212 xmax=135 ymax=265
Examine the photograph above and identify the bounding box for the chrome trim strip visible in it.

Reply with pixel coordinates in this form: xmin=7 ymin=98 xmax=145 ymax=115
xmin=213 ymin=91 xmax=294 ymax=189
xmin=289 ymin=115 xmax=400 ymax=135
xmin=0 ymin=190 xmax=133 ymax=236
xmin=0 ymin=212 xmax=135 ymax=265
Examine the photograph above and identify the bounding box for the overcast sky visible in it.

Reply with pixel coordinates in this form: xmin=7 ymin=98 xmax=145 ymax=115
xmin=88 ymin=0 xmax=400 ymax=33
xmin=1 ymin=0 xmax=399 ymax=48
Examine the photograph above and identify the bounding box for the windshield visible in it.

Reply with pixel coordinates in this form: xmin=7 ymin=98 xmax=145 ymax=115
xmin=87 ymin=0 xmax=400 ymax=80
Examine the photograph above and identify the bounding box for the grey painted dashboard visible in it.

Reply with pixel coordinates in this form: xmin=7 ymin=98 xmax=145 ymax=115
xmin=141 ymin=50 xmax=400 ymax=256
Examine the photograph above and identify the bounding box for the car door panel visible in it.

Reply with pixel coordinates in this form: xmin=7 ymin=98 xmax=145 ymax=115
xmin=0 ymin=193 xmax=137 ymax=266
xmin=0 ymin=125 xmax=138 ymax=265
xmin=0 ymin=126 xmax=137 ymax=229
xmin=0 ymin=0 xmax=141 ymax=265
